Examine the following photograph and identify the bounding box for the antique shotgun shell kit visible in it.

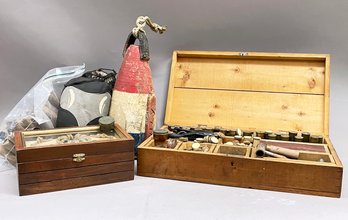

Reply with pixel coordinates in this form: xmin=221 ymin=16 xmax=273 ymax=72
xmin=0 ymin=16 xmax=344 ymax=198
xmin=137 ymin=50 xmax=343 ymax=197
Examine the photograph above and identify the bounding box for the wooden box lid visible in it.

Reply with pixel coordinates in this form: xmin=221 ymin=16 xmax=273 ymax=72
xmin=164 ymin=51 xmax=330 ymax=135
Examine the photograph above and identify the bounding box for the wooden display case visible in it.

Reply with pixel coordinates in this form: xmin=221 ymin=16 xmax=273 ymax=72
xmin=15 ymin=124 xmax=134 ymax=196
xmin=137 ymin=50 xmax=343 ymax=197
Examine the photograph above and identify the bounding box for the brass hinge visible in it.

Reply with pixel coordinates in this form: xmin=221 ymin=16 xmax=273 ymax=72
xmin=73 ymin=153 xmax=86 ymax=162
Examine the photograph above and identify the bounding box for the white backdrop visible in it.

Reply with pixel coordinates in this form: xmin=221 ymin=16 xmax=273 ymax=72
xmin=0 ymin=1 xmax=347 ymax=219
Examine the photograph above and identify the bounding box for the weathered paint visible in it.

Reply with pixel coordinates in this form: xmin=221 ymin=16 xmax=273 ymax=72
xmin=110 ymin=45 xmax=156 ymax=152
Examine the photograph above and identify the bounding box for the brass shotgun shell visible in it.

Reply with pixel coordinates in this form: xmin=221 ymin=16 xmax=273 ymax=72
xmin=302 ymin=132 xmax=311 ymax=142
xmin=268 ymin=133 xmax=277 ymax=140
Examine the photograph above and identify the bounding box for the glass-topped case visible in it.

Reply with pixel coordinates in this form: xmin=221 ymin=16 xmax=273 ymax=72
xmin=21 ymin=126 xmax=125 ymax=148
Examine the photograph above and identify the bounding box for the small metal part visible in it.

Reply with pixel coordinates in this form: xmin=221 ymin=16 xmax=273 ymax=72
xmin=98 ymin=116 xmax=115 ymax=133
xmin=319 ymin=158 xmax=324 ymax=162
xmin=167 ymin=125 xmax=176 ymax=131
xmin=280 ymin=134 xmax=290 ymax=141
xmin=196 ymin=138 xmax=205 ymax=143
xmin=289 ymin=131 xmax=297 ymax=141
xmin=192 ymin=142 xmax=201 ymax=151
xmin=73 ymin=153 xmax=86 ymax=163
xmin=210 ymin=136 xmax=219 ymax=144
xmin=302 ymin=132 xmax=311 ymax=142
xmin=268 ymin=133 xmax=277 ymax=140
xmin=179 ymin=137 xmax=189 ymax=142
xmin=294 ymin=135 xmax=304 ymax=142
xmin=203 ymin=136 xmax=219 ymax=144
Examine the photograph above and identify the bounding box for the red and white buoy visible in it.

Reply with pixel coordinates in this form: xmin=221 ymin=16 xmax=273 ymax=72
xmin=109 ymin=18 xmax=166 ymax=154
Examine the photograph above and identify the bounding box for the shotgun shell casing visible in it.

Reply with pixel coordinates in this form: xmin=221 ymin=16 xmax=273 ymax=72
xmin=302 ymin=132 xmax=310 ymax=142
xmin=280 ymin=134 xmax=290 ymax=141
xmin=256 ymin=131 xmax=265 ymax=139
xmin=310 ymin=135 xmax=319 ymax=143
xmin=226 ymin=129 xmax=236 ymax=136
xmin=264 ymin=130 xmax=273 ymax=139
xmin=294 ymin=135 xmax=304 ymax=142
xmin=98 ymin=116 xmax=115 ymax=133
xmin=268 ymin=133 xmax=277 ymax=140
xmin=289 ymin=131 xmax=297 ymax=141
xmin=275 ymin=132 xmax=282 ymax=140
xmin=317 ymin=135 xmax=324 ymax=143
xmin=243 ymin=131 xmax=253 ymax=137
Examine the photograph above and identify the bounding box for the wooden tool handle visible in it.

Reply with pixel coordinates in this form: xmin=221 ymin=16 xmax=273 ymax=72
xmin=266 ymin=145 xmax=300 ymax=159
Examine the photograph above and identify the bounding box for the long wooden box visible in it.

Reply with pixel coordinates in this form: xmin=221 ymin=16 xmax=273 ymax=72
xmin=15 ymin=124 xmax=134 ymax=196
xmin=137 ymin=51 xmax=343 ymax=197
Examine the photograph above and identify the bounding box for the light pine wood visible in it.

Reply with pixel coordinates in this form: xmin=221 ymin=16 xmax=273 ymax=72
xmin=165 ymin=51 xmax=329 ymax=134
xmin=174 ymin=57 xmax=325 ymax=94
xmin=167 ymin=88 xmax=324 ymax=133
xmin=324 ymin=56 xmax=330 ymax=136
xmin=138 ymin=51 xmax=342 ymax=197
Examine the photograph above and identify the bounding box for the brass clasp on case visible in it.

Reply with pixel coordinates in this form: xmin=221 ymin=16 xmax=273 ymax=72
xmin=73 ymin=153 xmax=86 ymax=162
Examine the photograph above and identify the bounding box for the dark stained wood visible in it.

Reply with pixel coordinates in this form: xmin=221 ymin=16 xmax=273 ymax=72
xmin=16 ymin=134 xmax=134 ymax=163
xmin=19 ymin=161 xmax=134 ymax=184
xmin=19 ymin=170 xmax=134 ymax=196
xmin=18 ymin=151 xmax=133 ymax=174
xmin=15 ymin=125 xmax=135 ymax=195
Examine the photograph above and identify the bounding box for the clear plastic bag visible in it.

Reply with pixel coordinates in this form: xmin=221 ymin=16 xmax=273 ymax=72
xmin=0 ymin=64 xmax=85 ymax=169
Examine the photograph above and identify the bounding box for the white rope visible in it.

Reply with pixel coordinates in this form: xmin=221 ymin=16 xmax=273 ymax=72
xmin=132 ymin=16 xmax=167 ymax=37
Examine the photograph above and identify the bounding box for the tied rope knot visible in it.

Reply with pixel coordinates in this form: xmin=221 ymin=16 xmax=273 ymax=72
xmin=132 ymin=16 xmax=167 ymax=37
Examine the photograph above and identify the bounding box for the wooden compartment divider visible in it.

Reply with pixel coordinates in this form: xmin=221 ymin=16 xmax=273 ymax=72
xmin=138 ymin=51 xmax=343 ymax=197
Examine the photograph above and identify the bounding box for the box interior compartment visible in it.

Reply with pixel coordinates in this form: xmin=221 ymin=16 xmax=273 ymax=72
xmin=138 ymin=51 xmax=343 ymax=197
xmin=213 ymin=144 xmax=251 ymax=157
